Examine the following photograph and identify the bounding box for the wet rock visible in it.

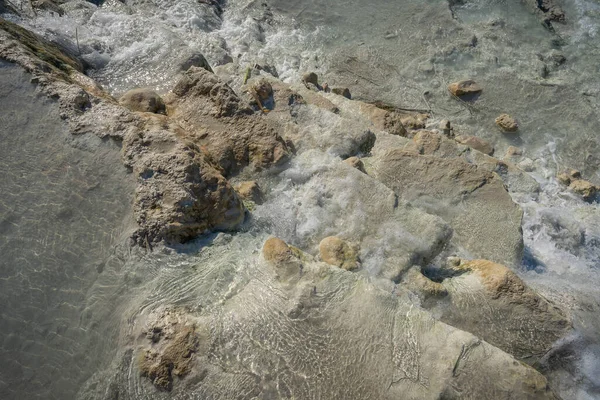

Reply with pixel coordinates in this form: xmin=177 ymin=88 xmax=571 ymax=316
xmin=371 ymin=149 xmax=524 ymax=267
xmin=358 ymin=103 xmax=407 ymax=136
xmin=124 ymin=119 xmax=245 ymax=246
xmin=168 ymin=68 xmax=290 ymax=175
xmin=137 ymin=308 xmax=206 ymax=391
xmin=318 ymin=236 xmax=359 ymax=271
xmin=400 ymin=114 xmax=427 ymax=131
xmin=302 ymin=72 xmax=319 ymax=87
xmin=262 ymin=237 xmax=302 ymax=279
xmin=505 ymin=146 xmax=523 ymax=158
xmin=331 ymin=87 xmax=351 ymax=99
xmin=138 ymin=325 xmax=199 ymax=391
xmin=119 ymin=88 xmax=166 ymax=114
xmin=234 ymin=180 xmax=265 ymax=205
xmin=32 ymin=0 xmax=64 ymax=16
xmin=569 ymin=179 xmax=599 ymax=201
xmin=455 ymin=134 xmax=494 ymax=155
xmin=495 ymin=113 xmax=519 ymax=132
xmin=557 ymin=169 xmax=581 ymax=186
xmin=343 ymin=156 xmax=366 ymax=173
xmin=435 ymin=259 xmax=571 ymax=362
xmin=179 ymin=52 xmax=213 ymax=73
xmin=448 ymin=79 xmax=482 ymax=97
xmin=403 ymin=266 xmax=448 ymax=300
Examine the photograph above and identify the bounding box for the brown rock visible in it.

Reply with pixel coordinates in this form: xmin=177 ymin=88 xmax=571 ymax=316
xmin=557 ymin=169 xmax=582 ymax=186
xmin=439 ymin=119 xmax=452 ymax=136
xmin=263 ymin=237 xmax=294 ymax=265
xmin=358 ymin=103 xmax=407 ymax=136
xmin=495 ymin=114 xmax=519 ymax=132
xmin=138 ymin=325 xmax=199 ymax=391
xmin=119 ymin=88 xmax=166 ymax=114
xmin=319 ymin=236 xmax=359 ymax=271
xmin=448 ymin=80 xmax=482 ymax=97
xmin=332 ymin=87 xmax=352 ymax=99
xmin=124 ymin=118 xmax=245 ymax=246
xmin=569 ymin=179 xmax=598 ymax=201
xmin=302 ymin=72 xmax=319 ymax=87
xmin=455 ymin=135 xmax=494 ymax=155
xmin=168 ymin=68 xmax=290 ymax=175
xmin=505 ymin=146 xmax=523 ymax=157
xmin=343 ymin=156 xmax=366 ymax=173
xmin=234 ymin=180 xmax=265 ymax=204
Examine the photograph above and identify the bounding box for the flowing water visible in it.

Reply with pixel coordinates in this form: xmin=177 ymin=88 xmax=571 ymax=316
xmin=1 ymin=0 xmax=600 ymax=399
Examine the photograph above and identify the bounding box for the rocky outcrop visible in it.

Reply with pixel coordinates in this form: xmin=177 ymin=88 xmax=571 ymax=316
xmin=428 ymin=259 xmax=571 ymax=363
xmin=124 ymin=117 xmax=245 ymax=246
xmin=119 ymin=88 xmax=166 ymax=114
xmin=167 ymin=67 xmax=291 ymax=176
xmin=136 ymin=308 xmax=211 ymax=391
xmin=370 ymin=148 xmax=524 ymax=266
xmin=318 ymin=236 xmax=359 ymax=270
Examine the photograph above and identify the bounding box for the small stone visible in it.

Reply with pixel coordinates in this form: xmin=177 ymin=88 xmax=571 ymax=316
xmin=119 ymin=88 xmax=166 ymax=114
xmin=343 ymin=156 xmax=366 ymax=173
xmin=505 ymin=146 xmax=523 ymax=157
xmin=234 ymin=181 xmax=265 ymax=205
xmin=495 ymin=114 xmax=519 ymax=132
xmin=332 ymin=87 xmax=352 ymax=99
xmin=302 ymin=72 xmax=319 ymax=87
xmin=319 ymin=236 xmax=359 ymax=271
xmin=448 ymin=80 xmax=482 ymax=97
xmin=569 ymin=179 xmax=598 ymax=201
xmin=455 ymin=135 xmax=494 ymax=155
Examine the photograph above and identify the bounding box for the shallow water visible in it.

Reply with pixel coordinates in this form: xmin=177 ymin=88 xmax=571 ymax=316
xmin=2 ymin=0 xmax=600 ymax=398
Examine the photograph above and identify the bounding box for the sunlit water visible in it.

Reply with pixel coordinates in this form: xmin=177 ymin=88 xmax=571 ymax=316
xmin=1 ymin=0 xmax=600 ymax=398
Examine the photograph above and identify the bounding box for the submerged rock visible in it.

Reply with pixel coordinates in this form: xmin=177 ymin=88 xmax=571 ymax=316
xmin=110 ymin=237 xmax=560 ymax=399
xmin=119 ymin=88 xmax=166 ymax=114
xmin=495 ymin=113 xmax=519 ymax=132
xmin=371 ymin=149 xmax=524 ymax=267
xmin=432 ymin=259 xmax=571 ymax=363
xmin=318 ymin=236 xmax=359 ymax=270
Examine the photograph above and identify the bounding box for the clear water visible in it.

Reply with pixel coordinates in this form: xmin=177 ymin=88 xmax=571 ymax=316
xmin=2 ymin=0 xmax=600 ymax=398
